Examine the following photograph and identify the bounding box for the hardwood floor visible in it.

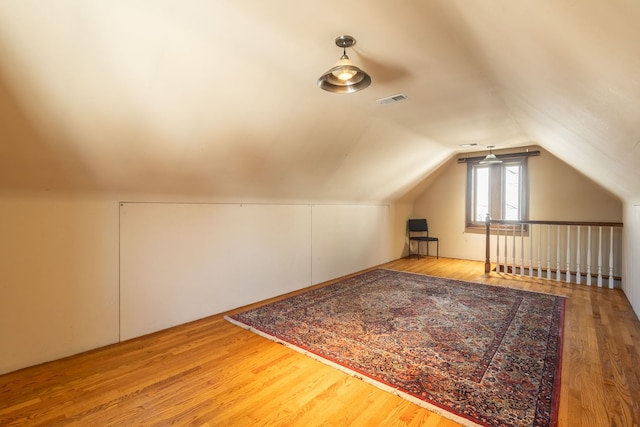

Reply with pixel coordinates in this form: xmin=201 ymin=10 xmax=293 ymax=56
xmin=1 ymin=257 xmax=640 ymax=426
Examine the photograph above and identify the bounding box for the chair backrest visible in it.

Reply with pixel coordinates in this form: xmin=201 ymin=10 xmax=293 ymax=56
xmin=408 ymin=219 xmax=429 ymax=233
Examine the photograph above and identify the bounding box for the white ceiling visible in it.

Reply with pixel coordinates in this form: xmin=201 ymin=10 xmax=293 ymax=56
xmin=0 ymin=1 xmax=638 ymax=202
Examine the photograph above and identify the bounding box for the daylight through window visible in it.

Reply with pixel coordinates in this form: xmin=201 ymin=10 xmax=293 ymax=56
xmin=466 ymin=156 xmax=528 ymax=227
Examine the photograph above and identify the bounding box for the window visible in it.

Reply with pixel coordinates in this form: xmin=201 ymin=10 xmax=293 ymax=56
xmin=466 ymin=156 xmax=528 ymax=227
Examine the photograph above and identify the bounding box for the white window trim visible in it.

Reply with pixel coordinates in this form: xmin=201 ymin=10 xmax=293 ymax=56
xmin=465 ymin=156 xmax=529 ymax=230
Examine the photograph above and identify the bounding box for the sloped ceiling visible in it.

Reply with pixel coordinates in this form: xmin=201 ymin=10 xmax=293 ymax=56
xmin=0 ymin=1 xmax=638 ymax=202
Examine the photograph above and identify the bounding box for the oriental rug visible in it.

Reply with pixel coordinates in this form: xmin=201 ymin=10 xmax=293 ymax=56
xmin=226 ymin=269 xmax=564 ymax=427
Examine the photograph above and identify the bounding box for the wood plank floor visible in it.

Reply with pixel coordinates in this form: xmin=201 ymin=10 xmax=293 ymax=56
xmin=1 ymin=257 xmax=640 ymax=426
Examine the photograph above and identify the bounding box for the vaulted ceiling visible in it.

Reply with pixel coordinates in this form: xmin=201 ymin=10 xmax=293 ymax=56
xmin=0 ymin=1 xmax=638 ymax=202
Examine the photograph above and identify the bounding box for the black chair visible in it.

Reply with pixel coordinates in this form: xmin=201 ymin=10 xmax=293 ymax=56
xmin=407 ymin=219 xmax=439 ymax=259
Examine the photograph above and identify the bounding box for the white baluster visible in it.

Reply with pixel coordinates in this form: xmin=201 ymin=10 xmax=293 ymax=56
xmin=496 ymin=224 xmax=500 ymax=273
xmin=566 ymin=225 xmax=571 ymax=283
xmin=520 ymin=223 xmax=525 ymax=275
xmin=504 ymin=226 xmax=508 ymax=273
xmin=597 ymin=226 xmax=603 ymax=287
xmin=512 ymin=225 xmax=516 ymax=275
xmin=547 ymin=225 xmax=552 ymax=280
xmin=556 ymin=225 xmax=561 ymax=281
xmin=576 ymin=226 xmax=581 ymax=285
xmin=529 ymin=223 xmax=534 ymax=277
xmin=587 ymin=226 xmax=592 ymax=286
xmin=609 ymin=226 xmax=614 ymax=289
xmin=537 ymin=224 xmax=542 ymax=278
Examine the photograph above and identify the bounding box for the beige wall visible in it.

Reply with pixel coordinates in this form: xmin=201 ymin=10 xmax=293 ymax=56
xmin=0 ymin=193 xmax=120 ymax=374
xmin=0 ymin=193 xmax=398 ymax=375
xmin=528 ymin=149 xmax=622 ymax=221
xmin=412 ymin=146 xmax=622 ymax=261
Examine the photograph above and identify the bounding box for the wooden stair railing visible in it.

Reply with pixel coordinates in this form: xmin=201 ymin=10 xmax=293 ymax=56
xmin=484 ymin=216 xmax=624 ymax=288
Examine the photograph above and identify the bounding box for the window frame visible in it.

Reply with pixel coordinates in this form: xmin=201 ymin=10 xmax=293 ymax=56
xmin=465 ymin=155 xmax=529 ymax=230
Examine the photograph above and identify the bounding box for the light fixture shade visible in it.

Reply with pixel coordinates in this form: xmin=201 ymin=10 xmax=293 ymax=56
xmin=479 ymin=146 xmax=503 ymax=165
xmin=318 ymin=35 xmax=371 ymax=94
xmin=317 ymin=64 xmax=371 ymax=93
xmin=479 ymin=153 xmax=503 ymax=165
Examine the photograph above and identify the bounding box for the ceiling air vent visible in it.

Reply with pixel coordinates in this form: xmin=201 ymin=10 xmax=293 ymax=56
xmin=376 ymin=93 xmax=408 ymax=105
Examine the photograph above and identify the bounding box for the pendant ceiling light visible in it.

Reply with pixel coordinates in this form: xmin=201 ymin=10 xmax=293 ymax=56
xmin=479 ymin=146 xmax=503 ymax=165
xmin=317 ymin=35 xmax=371 ymax=94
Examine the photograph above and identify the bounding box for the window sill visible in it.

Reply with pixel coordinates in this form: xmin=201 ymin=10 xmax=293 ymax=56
xmin=465 ymin=225 xmax=487 ymax=234
xmin=465 ymin=223 xmax=530 ymax=236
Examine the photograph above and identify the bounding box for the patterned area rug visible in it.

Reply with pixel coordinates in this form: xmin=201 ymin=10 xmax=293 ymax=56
xmin=226 ymin=269 xmax=564 ymax=427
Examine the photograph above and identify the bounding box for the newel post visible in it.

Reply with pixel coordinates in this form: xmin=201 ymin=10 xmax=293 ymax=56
xmin=485 ymin=213 xmax=491 ymax=274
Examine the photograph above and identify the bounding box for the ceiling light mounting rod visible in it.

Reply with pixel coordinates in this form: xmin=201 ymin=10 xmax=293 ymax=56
xmin=317 ymin=35 xmax=372 ymax=94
